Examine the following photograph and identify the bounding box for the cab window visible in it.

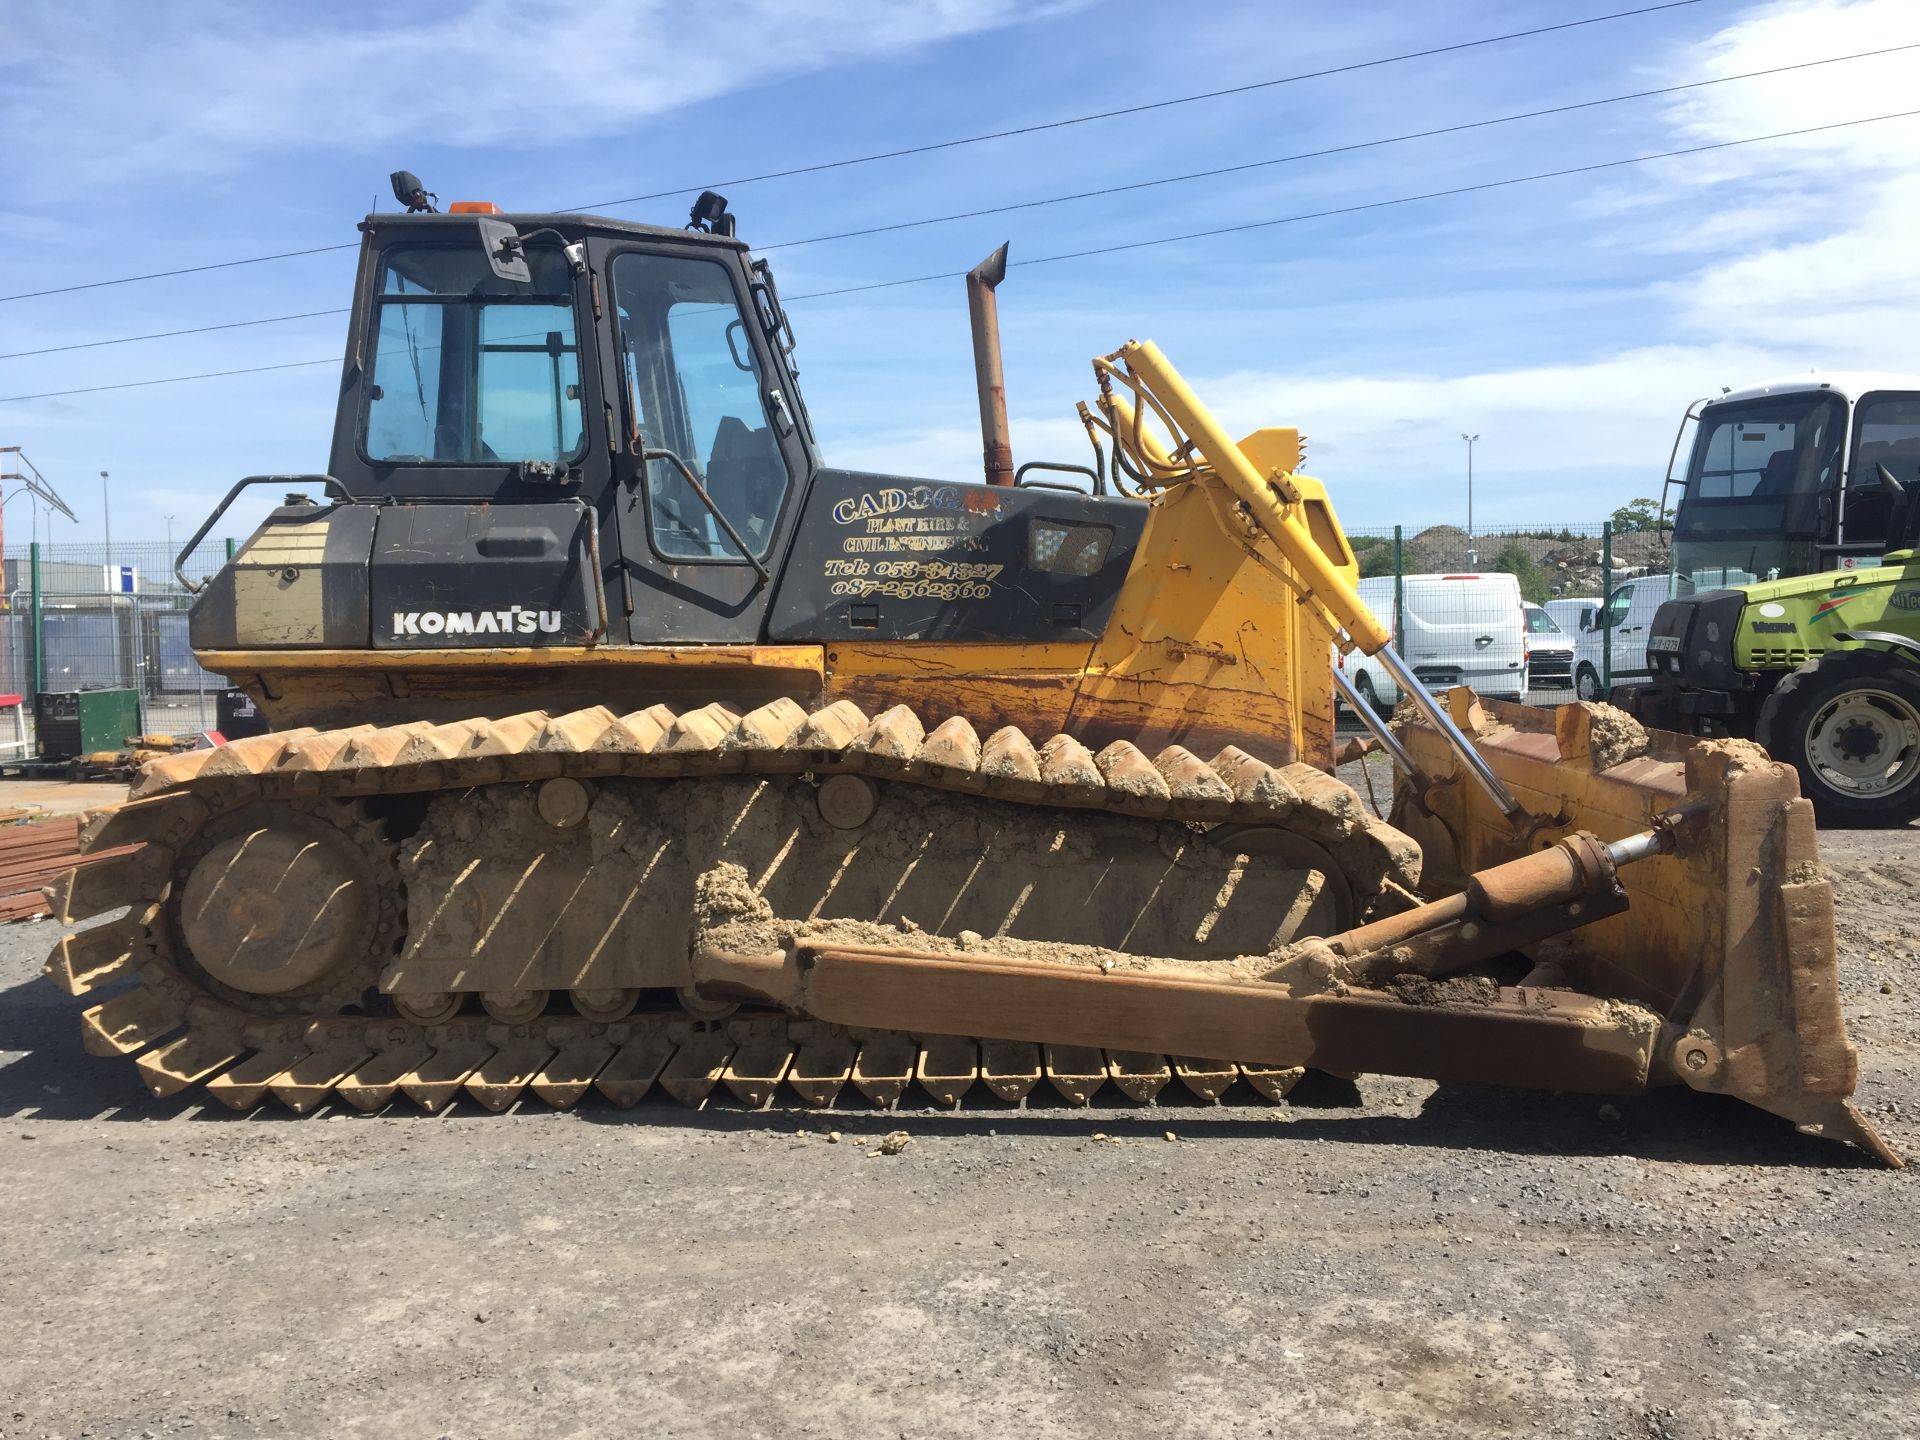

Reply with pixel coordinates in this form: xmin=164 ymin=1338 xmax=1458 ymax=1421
xmin=611 ymin=253 xmax=790 ymax=561
xmin=1844 ymin=392 xmax=1920 ymax=549
xmin=364 ymin=247 xmax=585 ymax=465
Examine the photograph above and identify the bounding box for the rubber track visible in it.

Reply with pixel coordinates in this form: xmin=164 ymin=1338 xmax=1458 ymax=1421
xmin=45 ymin=698 xmax=1419 ymax=1115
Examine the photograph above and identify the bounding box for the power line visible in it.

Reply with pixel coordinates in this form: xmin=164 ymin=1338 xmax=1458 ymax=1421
xmin=5 ymin=104 xmax=1914 ymax=405
xmin=759 ymin=41 xmax=1920 ymax=252
xmin=782 ymin=106 xmax=1920 ymax=301
xmin=11 ymin=39 xmax=1906 ymax=362
xmin=1 ymin=357 xmax=339 ymax=403
xmin=0 ymin=244 xmax=358 ymax=306
xmin=577 ymin=0 xmax=1712 ymax=210
xmin=0 ymin=308 xmax=350 ymax=361
xmin=0 ymin=0 xmax=1708 ymax=307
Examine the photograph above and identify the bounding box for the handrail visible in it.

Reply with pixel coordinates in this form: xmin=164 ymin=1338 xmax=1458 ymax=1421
xmin=640 ymin=448 xmax=770 ymax=586
xmin=1013 ymin=461 xmax=1104 ymax=495
xmin=175 ymin=475 xmax=363 ymax=593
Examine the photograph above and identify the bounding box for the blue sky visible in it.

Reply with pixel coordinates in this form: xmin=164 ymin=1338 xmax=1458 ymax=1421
xmin=2 ymin=0 xmax=1917 ymax=554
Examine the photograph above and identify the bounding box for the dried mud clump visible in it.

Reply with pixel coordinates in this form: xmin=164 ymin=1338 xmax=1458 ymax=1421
xmin=1583 ymin=703 xmax=1649 ymax=773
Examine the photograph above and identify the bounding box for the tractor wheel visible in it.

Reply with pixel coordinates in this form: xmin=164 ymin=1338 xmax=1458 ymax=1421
xmin=1756 ymin=651 xmax=1920 ymax=828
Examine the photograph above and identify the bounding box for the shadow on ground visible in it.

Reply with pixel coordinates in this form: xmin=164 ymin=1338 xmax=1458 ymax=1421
xmin=0 ymin=971 xmax=1878 ymax=1169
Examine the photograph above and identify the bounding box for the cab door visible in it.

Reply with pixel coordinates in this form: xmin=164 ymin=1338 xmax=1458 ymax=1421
xmin=598 ymin=243 xmax=813 ymax=643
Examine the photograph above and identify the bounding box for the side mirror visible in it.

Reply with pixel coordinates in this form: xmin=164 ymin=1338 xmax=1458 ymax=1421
xmin=475 ymin=217 xmax=531 ymax=284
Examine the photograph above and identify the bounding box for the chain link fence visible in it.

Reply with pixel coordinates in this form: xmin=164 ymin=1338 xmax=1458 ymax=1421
xmin=1 ymin=538 xmax=236 ymax=752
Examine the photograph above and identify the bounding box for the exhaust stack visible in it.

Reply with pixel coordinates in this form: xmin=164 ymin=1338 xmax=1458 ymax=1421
xmin=966 ymin=243 xmax=1014 ymax=486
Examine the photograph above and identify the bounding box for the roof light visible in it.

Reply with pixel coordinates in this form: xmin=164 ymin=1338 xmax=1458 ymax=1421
xmin=449 ymin=201 xmax=500 ymax=215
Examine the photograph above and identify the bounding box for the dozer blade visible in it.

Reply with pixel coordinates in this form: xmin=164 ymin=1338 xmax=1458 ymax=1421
xmin=1388 ymin=696 xmax=1900 ymax=1167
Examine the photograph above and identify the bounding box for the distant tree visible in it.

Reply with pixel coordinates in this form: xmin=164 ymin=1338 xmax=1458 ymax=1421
xmin=1490 ymin=540 xmax=1551 ymax=605
xmin=1350 ymin=534 xmax=1397 ymax=579
xmin=1608 ymin=497 xmax=1672 ymax=533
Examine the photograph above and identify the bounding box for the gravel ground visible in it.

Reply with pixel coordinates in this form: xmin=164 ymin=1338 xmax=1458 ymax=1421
xmin=0 ymin=799 xmax=1914 ymax=1439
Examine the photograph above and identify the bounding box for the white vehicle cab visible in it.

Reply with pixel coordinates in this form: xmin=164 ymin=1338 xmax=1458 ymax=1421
xmin=1523 ymin=603 xmax=1575 ymax=691
xmin=1545 ymin=596 xmax=1601 ymax=639
xmin=1665 ymin=371 xmax=1920 ymax=584
xmin=1567 ymin=572 xmax=1694 ymax=701
xmin=1345 ymin=572 xmax=1527 ymax=706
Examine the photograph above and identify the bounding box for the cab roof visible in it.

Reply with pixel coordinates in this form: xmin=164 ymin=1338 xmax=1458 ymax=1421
xmin=1708 ymin=372 xmax=1920 ymax=407
xmin=358 ymin=210 xmax=749 ymax=251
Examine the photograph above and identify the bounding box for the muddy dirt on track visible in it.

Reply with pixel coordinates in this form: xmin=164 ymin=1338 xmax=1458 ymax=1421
xmin=0 ymin=771 xmax=1915 ymax=1440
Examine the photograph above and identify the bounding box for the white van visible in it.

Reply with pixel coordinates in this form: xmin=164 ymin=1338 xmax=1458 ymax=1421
xmin=1345 ymin=573 xmax=1528 ymax=706
xmin=1340 ymin=580 xmax=1399 ymax=713
xmin=1522 ymin=603 xmax=1576 ymax=691
xmin=1545 ymin=596 xmax=1600 ymax=640
xmin=1565 ymin=573 xmax=1694 ymax=700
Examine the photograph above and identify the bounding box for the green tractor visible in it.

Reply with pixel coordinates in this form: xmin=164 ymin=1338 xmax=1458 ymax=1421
xmin=1623 ymin=465 xmax=1920 ymax=826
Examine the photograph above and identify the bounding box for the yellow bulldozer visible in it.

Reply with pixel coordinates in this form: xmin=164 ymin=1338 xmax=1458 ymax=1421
xmin=40 ymin=175 xmax=1899 ymax=1164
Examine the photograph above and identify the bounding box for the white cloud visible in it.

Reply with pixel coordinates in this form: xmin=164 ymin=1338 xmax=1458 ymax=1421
xmin=0 ymin=1 xmax=1069 ymax=201
xmin=832 ymin=346 xmax=1794 ymax=524
xmin=840 ymin=1 xmax=1920 ymax=524
xmin=1636 ymin=0 xmax=1920 ymax=350
xmin=828 ymin=415 xmax=1093 ymax=482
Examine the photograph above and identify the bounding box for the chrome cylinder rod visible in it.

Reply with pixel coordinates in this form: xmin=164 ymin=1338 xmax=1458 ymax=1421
xmin=1604 ymin=827 xmax=1673 ymax=868
xmin=1372 ymin=644 xmax=1524 ymax=820
xmin=1329 ymin=662 xmax=1417 ymax=777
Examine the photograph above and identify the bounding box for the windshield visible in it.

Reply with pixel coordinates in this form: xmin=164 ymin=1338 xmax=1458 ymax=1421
xmin=363 ymin=247 xmax=585 ymax=465
xmin=612 ymin=252 xmax=790 ymax=562
xmin=1672 ymin=393 xmax=1843 ymax=583
xmin=1524 ymin=606 xmax=1563 ymax=635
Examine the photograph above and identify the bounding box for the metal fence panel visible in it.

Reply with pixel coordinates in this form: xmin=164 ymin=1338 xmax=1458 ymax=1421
xmin=1338 ymin=521 xmax=1676 ymax=720
xmin=1 ymin=538 xmax=234 ymax=745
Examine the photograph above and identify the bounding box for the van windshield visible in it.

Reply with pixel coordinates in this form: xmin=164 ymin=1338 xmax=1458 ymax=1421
xmin=1525 ymin=607 xmax=1563 ymax=635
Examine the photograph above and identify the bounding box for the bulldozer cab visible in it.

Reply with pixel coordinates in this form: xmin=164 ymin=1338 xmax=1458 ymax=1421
xmin=188 ymin=197 xmax=1170 ymax=739
xmin=331 ymin=205 xmax=820 ymax=642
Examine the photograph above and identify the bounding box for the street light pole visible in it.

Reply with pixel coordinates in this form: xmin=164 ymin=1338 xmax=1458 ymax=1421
xmin=1460 ymin=433 xmax=1480 ymax=568
xmin=100 ymin=470 xmax=112 ymax=578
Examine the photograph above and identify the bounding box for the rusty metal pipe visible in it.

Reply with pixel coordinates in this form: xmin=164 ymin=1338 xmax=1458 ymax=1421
xmin=966 ymin=243 xmax=1015 ymax=487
